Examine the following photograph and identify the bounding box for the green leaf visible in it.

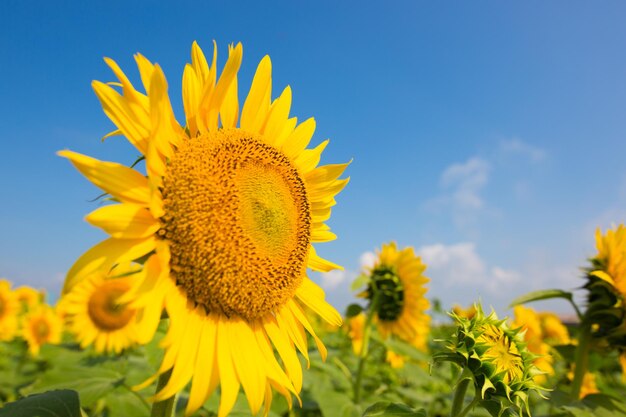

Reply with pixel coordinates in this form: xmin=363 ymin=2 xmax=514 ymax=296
xmin=351 ymin=274 xmax=370 ymax=291
xmin=346 ymin=303 xmax=364 ymax=318
xmin=362 ymin=401 xmax=427 ymax=416
xmin=560 ymin=393 xmax=626 ymax=417
xmin=0 ymin=389 xmax=82 ymax=417
xmin=508 ymin=289 xmax=574 ymax=308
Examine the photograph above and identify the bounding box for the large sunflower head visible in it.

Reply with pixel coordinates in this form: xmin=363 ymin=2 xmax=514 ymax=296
xmin=60 ymin=263 xmax=143 ymax=354
xmin=435 ymin=304 xmax=544 ymax=417
xmin=22 ymin=304 xmax=63 ymax=356
xmin=60 ymin=41 xmax=347 ymax=416
xmin=584 ymin=225 xmax=626 ymax=353
xmin=0 ymin=279 xmax=19 ymax=342
xmin=358 ymin=242 xmax=430 ymax=343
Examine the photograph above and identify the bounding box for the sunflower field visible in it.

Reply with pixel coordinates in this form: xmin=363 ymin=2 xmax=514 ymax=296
xmin=1 ymin=41 xmax=626 ymax=417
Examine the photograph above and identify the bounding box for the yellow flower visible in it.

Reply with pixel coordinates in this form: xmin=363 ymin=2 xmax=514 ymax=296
xmin=14 ymin=286 xmax=43 ymax=311
xmin=385 ymin=350 xmax=405 ymax=369
xmin=478 ymin=323 xmax=525 ymax=384
xmin=61 ymin=264 xmax=143 ymax=354
xmin=0 ymin=279 xmax=19 ymax=341
xmin=591 ymin=225 xmax=626 ymax=294
xmin=360 ymin=243 xmax=430 ymax=343
xmin=511 ymin=305 xmax=568 ymax=383
xmin=567 ymin=369 xmax=599 ymax=399
xmin=538 ymin=312 xmax=570 ymax=345
xmin=451 ymin=304 xmax=476 ymax=320
xmin=347 ymin=313 xmax=365 ymax=355
xmin=22 ymin=304 xmax=63 ymax=356
xmin=60 ymin=41 xmax=348 ymax=417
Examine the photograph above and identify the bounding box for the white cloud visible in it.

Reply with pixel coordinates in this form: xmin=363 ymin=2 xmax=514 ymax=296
xmin=417 ymin=242 xmax=519 ymax=294
xmin=359 ymin=251 xmax=376 ymax=269
xmin=320 ymin=270 xmax=350 ymax=290
xmin=440 ymin=157 xmax=490 ymax=210
xmin=498 ymin=138 xmax=546 ymax=163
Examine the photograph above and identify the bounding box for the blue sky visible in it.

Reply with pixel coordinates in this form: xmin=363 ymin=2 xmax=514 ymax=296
xmin=1 ymin=1 xmax=625 ymax=317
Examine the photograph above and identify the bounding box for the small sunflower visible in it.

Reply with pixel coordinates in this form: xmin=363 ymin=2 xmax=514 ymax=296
xmin=385 ymin=349 xmax=406 ymax=369
xmin=22 ymin=304 xmax=63 ymax=356
xmin=347 ymin=313 xmax=366 ymax=355
xmin=61 ymin=264 xmax=143 ymax=354
xmin=452 ymin=304 xmax=477 ymax=320
xmin=567 ymin=369 xmax=600 ymax=399
xmin=14 ymin=286 xmax=43 ymax=312
xmin=0 ymin=279 xmax=19 ymax=341
xmin=359 ymin=242 xmax=430 ymax=343
xmin=60 ymin=41 xmax=347 ymax=416
xmin=435 ymin=304 xmax=544 ymax=417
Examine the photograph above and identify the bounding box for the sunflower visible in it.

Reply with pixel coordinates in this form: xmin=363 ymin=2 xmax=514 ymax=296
xmin=14 ymin=286 xmax=43 ymax=311
xmin=436 ymin=305 xmax=544 ymax=416
xmin=359 ymin=242 xmax=429 ymax=342
xmin=22 ymin=304 xmax=63 ymax=356
xmin=61 ymin=263 xmax=144 ymax=354
xmin=60 ymin=41 xmax=347 ymax=416
xmin=0 ymin=279 xmax=19 ymax=341
xmin=347 ymin=312 xmax=366 ymax=355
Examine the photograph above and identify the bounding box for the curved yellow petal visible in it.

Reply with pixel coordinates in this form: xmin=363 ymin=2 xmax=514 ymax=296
xmin=241 ymin=55 xmax=272 ymax=132
xmin=63 ymin=237 xmax=156 ymax=293
xmin=294 ymin=139 xmax=329 ymax=174
xmin=217 ymin=318 xmax=241 ymax=417
xmin=307 ymin=246 xmax=342 ymax=272
xmin=92 ymin=80 xmax=150 ymax=155
xmin=295 ymin=277 xmax=342 ymax=327
xmin=186 ymin=316 xmax=219 ymax=415
xmin=262 ymin=86 xmax=292 ymax=146
xmin=282 ymin=117 xmax=316 ymax=159
xmin=85 ymin=204 xmax=159 ymax=239
xmin=58 ymin=150 xmax=151 ymax=205
xmin=204 ymin=43 xmax=243 ymax=132
xmin=228 ymin=320 xmax=264 ymax=414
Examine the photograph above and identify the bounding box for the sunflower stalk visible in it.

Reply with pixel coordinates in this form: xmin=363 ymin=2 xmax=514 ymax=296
xmin=150 ymin=369 xmax=177 ymax=417
xmin=450 ymin=377 xmax=471 ymax=417
xmin=353 ymin=290 xmax=382 ymax=404
xmin=571 ymin=323 xmax=592 ymax=399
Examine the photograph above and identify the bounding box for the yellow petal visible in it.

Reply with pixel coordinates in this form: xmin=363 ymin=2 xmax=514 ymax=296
xmin=134 ymin=53 xmax=155 ymax=94
xmin=217 ymin=318 xmax=241 ymax=417
xmin=58 ymin=150 xmax=151 ymax=205
xmin=241 ymin=55 xmax=272 ymax=132
xmin=204 ymin=43 xmax=243 ymax=131
xmin=63 ymin=237 xmax=156 ymax=293
xmin=262 ymin=86 xmax=292 ymax=146
xmin=263 ymin=317 xmax=303 ymax=392
xmin=228 ymin=320 xmax=264 ymax=414
xmin=85 ymin=204 xmax=159 ymax=239
xmin=186 ymin=316 xmax=219 ymax=415
xmin=307 ymin=246 xmax=342 ymax=272
xmin=287 ymin=300 xmax=327 ymax=361
xmin=92 ymin=80 xmax=150 ymax=155
xmin=304 ymin=162 xmax=351 ymax=185
xmin=296 ymin=277 xmax=342 ymax=327
xmin=282 ymin=118 xmax=316 ymax=159
xmin=294 ymin=139 xmax=329 ymax=174
xmin=191 ymin=41 xmax=210 ymax=82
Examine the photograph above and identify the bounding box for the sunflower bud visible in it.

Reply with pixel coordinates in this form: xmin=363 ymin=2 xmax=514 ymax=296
xmin=435 ymin=304 xmax=544 ymax=417
xmin=584 ymin=225 xmax=626 ymax=356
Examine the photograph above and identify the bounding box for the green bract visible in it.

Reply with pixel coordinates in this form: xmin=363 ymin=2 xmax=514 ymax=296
xmin=434 ymin=305 xmax=545 ymax=417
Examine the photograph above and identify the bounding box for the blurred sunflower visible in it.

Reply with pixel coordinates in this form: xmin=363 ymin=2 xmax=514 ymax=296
xmin=61 ymin=264 xmax=144 ymax=354
xmin=60 ymin=41 xmax=347 ymax=416
xmin=585 ymin=225 xmax=626 ymax=377
xmin=451 ymin=303 xmax=476 ymax=320
xmin=22 ymin=304 xmax=63 ymax=355
xmin=0 ymin=279 xmax=19 ymax=341
xmin=14 ymin=286 xmax=43 ymax=311
xmin=567 ymin=369 xmax=599 ymax=399
xmin=513 ymin=306 xmax=571 ymax=385
xmin=347 ymin=313 xmax=365 ymax=355
xmin=359 ymin=243 xmax=430 ymax=342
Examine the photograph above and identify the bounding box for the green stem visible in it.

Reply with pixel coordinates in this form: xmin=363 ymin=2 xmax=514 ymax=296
xmin=456 ymin=396 xmax=479 ymax=417
xmin=122 ymin=382 xmax=151 ymax=411
xmin=571 ymin=324 xmax=592 ymax=399
xmin=150 ymin=369 xmax=177 ymax=417
xmin=353 ymin=292 xmax=381 ymax=404
xmin=450 ymin=378 xmax=471 ymax=417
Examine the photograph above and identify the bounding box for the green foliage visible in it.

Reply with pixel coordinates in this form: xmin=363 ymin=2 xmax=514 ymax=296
xmin=362 ymin=401 xmax=427 ymax=416
xmin=0 ymin=389 xmax=82 ymax=417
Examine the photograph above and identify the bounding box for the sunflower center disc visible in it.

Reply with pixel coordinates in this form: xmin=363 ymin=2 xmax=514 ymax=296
xmin=367 ymin=266 xmax=405 ymax=322
xmin=87 ymin=280 xmax=135 ymax=331
xmin=34 ymin=319 xmax=51 ymax=341
xmin=161 ymin=129 xmax=311 ymax=321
